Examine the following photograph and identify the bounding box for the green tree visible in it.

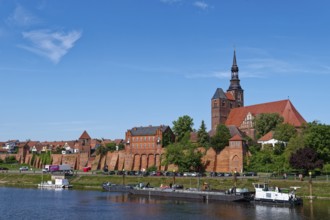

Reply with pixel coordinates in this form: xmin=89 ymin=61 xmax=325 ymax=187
xmin=303 ymin=121 xmax=330 ymax=162
xmin=96 ymin=145 xmax=108 ymax=156
xmin=162 ymin=141 xmax=203 ymax=172
xmin=273 ymin=123 xmax=297 ymax=142
xmin=197 ymin=120 xmax=210 ymax=147
xmin=172 ymin=115 xmax=194 ymax=142
xmin=162 ymin=130 xmax=174 ymax=147
xmin=210 ymin=124 xmax=231 ymax=152
xmin=106 ymin=142 xmax=117 ymax=152
xmin=254 ymin=113 xmax=284 ymax=138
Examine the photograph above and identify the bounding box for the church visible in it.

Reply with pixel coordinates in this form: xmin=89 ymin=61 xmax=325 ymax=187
xmin=211 ymin=50 xmax=306 ymax=140
xmin=204 ymin=51 xmax=306 ymax=173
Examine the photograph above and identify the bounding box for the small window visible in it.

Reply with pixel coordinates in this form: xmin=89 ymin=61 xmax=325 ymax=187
xmin=222 ymin=101 xmax=226 ymax=107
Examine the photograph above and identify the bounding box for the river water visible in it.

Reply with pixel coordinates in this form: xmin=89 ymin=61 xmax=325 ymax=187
xmin=0 ymin=187 xmax=329 ymax=220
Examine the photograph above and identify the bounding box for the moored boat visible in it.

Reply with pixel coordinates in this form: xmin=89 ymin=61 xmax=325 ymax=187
xmin=102 ymin=182 xmax=133 ymax=192
xmin=38 ymin=178 xmax=73 ymax=189
xmin=129 ymin=184 xmax=252 ymax=202
xmin=251 ymin=183 xmax=302 ymax=205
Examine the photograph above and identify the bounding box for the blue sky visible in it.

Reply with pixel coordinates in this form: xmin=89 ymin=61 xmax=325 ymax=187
xmin=1 ymin=0 xmax=330 ymax=141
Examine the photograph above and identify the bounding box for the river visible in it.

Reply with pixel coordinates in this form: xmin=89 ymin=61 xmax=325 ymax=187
xmin=0 ymin=187 xmax=329 ymax=220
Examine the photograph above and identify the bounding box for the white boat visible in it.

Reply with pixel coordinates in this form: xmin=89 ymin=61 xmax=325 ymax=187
xmin=252 ymin=183 xmax=302 ymax=205
xmin=38 ymin=178 xmax=73 ymax=189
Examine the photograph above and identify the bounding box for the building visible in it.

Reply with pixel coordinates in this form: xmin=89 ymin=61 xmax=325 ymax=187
xmin=125 ymin=125 xmax=174 ymax=155
xmin=211 ymin=50 xmax=244 ymax=131
xmin=226 ymin=99 xmax=306 ymax=139
xmin=207 ymin=50 xmax=306 ymax=172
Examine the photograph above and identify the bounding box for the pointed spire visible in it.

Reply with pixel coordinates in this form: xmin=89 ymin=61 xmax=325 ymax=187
xmin=231 ymin=49 xmax=239 ymax=78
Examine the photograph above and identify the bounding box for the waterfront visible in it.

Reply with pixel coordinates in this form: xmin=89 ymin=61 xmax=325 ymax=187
xmin=0 ymin=187 xmax=329 ymax=220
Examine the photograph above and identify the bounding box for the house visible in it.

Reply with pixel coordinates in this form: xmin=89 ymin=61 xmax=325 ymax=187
xmin=125 ymin=125 xmax=175 ymax=154
xmin=257 ymin=131 xmax=286 ymax=149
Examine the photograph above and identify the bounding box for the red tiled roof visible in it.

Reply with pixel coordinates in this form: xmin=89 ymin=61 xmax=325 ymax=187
xmin=225 ymin=92 xmax=235 ymax=101
xmin=258 ymin=131 xmax=274 ymax=142
xmin=226 ymin=99 xmax=306 ymax=127
xmin=79 ymin=130 xmax=91 ymax=140
xmin=229 ymin=134 xmax=243 ymax=141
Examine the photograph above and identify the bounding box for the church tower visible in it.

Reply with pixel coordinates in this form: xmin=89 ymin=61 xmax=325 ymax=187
xmin=211 ymin=50 xmax=244 ymax=131
xmin=227 ymin=50 xmax=244 ymax=108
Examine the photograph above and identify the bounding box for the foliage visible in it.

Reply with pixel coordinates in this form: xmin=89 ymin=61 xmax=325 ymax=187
xmin=104 ymin=142 xmax=125 ymax=152
xmin=254 ymin=113 xmax=284 ymax=138
xmin=96 ymin=145 xmax=108 ymax=156
xmin=303 ymin=121 xmax=330 ymax=162
xmin=172 ymin=115 xmax=194 ymax=142
xmin=197 ymin=120 xmax=210 ymax=148
xmin=39 ymin=151 xmax=52 ymax=165
xmin=147 ymin=166 xmax=157 ymax=172
xmin=273 ymin=123 xmax=297 ymax=142
xmin=210 ymin=124 xmax=231 ymax=152
xmin=162 ymin=130 xmax=174 ymax=147
xmin=289 ymin=147 xmax=323 ymax=173
xmin=246 ymin=148 xmax=288 ymax=172
xmin=162 ymin=141 xmax=203 ymax=172
xmin=54 ymin=146 xmax=65 ymax=154
xmin=4 ymin=156 xmax=17 ymax=164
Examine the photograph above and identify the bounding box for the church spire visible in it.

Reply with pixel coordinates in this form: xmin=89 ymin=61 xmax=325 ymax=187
xmin=228 ymin=50 xmax=242 ymax=90
xmin=231 ymin=49 xmax=239 ymax=79
xmin=227 ymin=50 xmax=244 ymax=107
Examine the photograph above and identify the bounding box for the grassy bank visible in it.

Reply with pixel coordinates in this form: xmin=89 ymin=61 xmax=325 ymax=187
xmin=1 ymin=173 xmax=330 ymax=199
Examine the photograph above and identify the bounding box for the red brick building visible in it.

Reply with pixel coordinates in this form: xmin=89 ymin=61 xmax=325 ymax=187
xmin=209 ymin=50 xmax=306 ymax=172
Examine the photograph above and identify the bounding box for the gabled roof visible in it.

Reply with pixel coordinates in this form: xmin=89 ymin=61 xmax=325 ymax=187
xmin=225 ymin=99 xmax=306 ymax=127
xmin=258 ymin=131 xmax=274 ymax=142
xmin=212 ymin=88 xmax=227 ymax=100
xmin=225 ymin=92 xmax=235 ymax=101
xmin=129 ymin=125 xmax=169 ymax=136
xmin=79 ymin=130 xmax=91 ymax=140
xmin=229 ymin=134 xmax=243 ymax=141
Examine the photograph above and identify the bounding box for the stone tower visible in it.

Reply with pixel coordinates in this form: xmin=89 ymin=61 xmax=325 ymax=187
xmin=211 ymin=50 xmax=244 ymax=131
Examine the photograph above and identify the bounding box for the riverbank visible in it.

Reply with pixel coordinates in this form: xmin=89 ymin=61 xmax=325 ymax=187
xmin=1 ymin=173 xmax=330 ymax=199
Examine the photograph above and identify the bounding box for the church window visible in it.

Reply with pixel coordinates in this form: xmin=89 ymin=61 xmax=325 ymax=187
xmin=222 ymin=101 xmax=226 ymax=107
xmin=230 ymin=103 xmax=233 ymax=108
xmin=213 ymin=102 xmax=218 ymax=108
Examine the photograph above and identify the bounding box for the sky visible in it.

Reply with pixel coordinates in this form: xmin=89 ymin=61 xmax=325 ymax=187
xmin=1 ymin=0 xmax=330 ymax=141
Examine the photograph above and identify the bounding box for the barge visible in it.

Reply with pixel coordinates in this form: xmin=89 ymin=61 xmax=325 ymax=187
xmin=129 ymin=185 xmax=252 ymax=202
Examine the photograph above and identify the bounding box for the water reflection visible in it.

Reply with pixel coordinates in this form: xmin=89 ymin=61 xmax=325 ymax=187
xmin=1 ymin=187 xmax=330 ymax=220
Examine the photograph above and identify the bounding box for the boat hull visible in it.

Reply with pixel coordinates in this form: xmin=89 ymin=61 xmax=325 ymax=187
xmin=129 ymin=188 xmax=252 ymax=202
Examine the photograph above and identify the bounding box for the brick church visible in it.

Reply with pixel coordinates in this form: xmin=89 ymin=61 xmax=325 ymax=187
xmin=206 ymin=50 xmax=306 ymax=173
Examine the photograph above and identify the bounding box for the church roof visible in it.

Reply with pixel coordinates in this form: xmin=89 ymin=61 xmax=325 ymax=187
xmin=212 ymin=88 xmax=227 ymax=100
xmin=225 ymin=99 xmax=306 ymax=127
xmin=79 ymin=130 xmax=91 ymax=140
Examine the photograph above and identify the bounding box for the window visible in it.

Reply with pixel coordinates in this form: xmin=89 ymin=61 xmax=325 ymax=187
xmin=222 ymin=101 xmax=226 ymax=107
xmin=213 ymin=101 xmax=218 ymax=108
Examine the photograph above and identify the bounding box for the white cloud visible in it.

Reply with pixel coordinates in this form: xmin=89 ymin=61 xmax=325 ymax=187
xmin=6 ymin=4 xmax=41 ymax=27
xmin=19 ymin=29 xmax=82 ymax=64
xmin=193 ymin=1 xmax=209 ymax=10
xmin=185 ymin=71 xmax=228 ymax=79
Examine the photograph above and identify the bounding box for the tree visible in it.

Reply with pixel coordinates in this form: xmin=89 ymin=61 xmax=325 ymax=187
xmin=210 ymin=124 xmax=231 ymax=153
xmin=273 ymin=123 xmax=297 ymax=142
xmin=172 ymin=115 xmax=194 ymax=142
xmin=96 ymin=145 xmax=108 ymax=156
xmin=289 ymin=147 xmax=323 ymax=173
xmin=254 ymin=113 xmax=284 ymax=138
xmin=197 ymin=120 xmax=210 ymax=147
xmin=303 ymin=122 xmax=330 ymax=162
xmin=162 ymin=141 xmax=203 ymax=172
